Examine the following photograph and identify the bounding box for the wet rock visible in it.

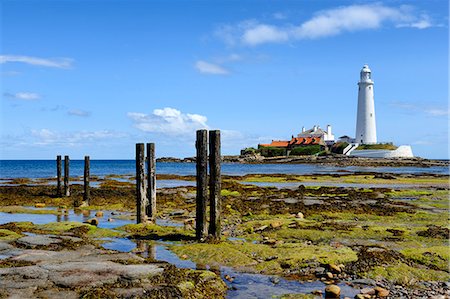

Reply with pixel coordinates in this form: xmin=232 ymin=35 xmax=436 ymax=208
xmin=85 ymin=218 xmax=98 ymax=226
xmin=270 ymin=277 xmax=280 ymax=284
xmin=224 ymin=274 xmax=234 ymax=282
xmin=254 ymin=225 xmax=268 ymax=232
xmin=95 ymin=211 xmax=104 ymax=217
xmin=270 ymin=221 xmax=282 ymax=229
xmin=111 ymin=211 xmax=121 ymax=215
xmin=35 ymin=203 xmax=46 ymax=208
xmin=374 ymin=286 xmax=389 ymax=297
xmin=107 ymin=218 xmax=114 ymax=222
xmin=262 ymin=239 xmax=277 ymax=245
xmin=36 ymin=289 xmax=78 ymax=299
xmin=17 ymin=235 xmax=62 ymax=247
xmin=81 ymin=210 xmax=90 ymax=216
xmin=312 ymin=289 xmax=323 ymax=295
xmin=328 ymin=263 xmax=341 ymax=273
xmin=325 ymin=284 xmax=340 ymax=298
xmin=169 ymin=209 xmax=187 ymax=216
xmin=360 ymin=287 xmax=375 ymax=295
xmin=295 ymin=212 xmax=304 ymax=219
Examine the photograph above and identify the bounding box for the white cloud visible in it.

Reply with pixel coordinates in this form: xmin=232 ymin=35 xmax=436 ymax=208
xmin=68 ymin=109 xmax=91 ymax=117
xmin=4 ymin=92 xmax=41 ymax=100
xmin=0 ymin=55 xmax=73 ymax=68
xmin=195 ymin=60 xmax=229 ymax=75
xmin=31 ymin=129 xmax=126 ymax=146
xmin=242 ymin=24 xmax=289 ymax=45
xmin=390 ymin=101 xmax=448 ymax=117
xmin=216 ymin=4 xmax=434 ymax=46
xmin=424 ymin=108 xmax=449 ymax=117
xmin=127 ymin=107 xmax=209 ymax=136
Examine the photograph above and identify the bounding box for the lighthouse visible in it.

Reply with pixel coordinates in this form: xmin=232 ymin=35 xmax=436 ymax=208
xmin=355 ymin=64 xmax=377 ymax=144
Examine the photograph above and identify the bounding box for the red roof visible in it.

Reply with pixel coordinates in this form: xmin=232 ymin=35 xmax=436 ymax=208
xmin=260 ymin=137 xmax=322 ymax=148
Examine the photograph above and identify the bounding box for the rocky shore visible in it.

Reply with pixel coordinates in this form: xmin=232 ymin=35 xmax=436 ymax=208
xmin=157 ymin=154 xmax=449 ymax=168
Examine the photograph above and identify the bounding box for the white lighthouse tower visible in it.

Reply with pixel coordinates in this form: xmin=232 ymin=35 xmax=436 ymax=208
xmin=355 ymin=64 xmax=377 ymax=144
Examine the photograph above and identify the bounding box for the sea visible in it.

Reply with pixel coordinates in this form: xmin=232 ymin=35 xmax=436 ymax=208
xmin=0 ymin=160 xmax=448 ymax=179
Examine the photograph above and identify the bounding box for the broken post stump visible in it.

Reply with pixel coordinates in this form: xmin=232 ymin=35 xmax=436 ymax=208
xmin=196 ymin=130 xmax=208 ymax=240
xmin=146 ymin=143 xmax=156 ymax=222
xmin=84 ymin=156 xmax=90 ymax=205
xmin=136 ymin=143 xmax=147 ymax=224
xmin=56 ymin=155 xmax=62 ymax=197
xmin=64 ymin=155 xmax=70 ymax=197
xmin=209 ymin=130 xmax=221 ymax=239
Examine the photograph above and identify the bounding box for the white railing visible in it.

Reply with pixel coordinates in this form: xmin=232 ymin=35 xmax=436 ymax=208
xmin=343 ymin=143 xmax=359 ymax=155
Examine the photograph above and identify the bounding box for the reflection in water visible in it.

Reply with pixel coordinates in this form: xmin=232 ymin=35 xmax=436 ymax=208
xmin=100 ymin=238 xmax=360 ymax=298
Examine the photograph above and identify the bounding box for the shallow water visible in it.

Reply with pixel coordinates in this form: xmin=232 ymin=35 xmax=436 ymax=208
xmin=100 ymin=237 xmax=360 ymax=298
xmin=0 ymin=210 xmax=361 ymax=298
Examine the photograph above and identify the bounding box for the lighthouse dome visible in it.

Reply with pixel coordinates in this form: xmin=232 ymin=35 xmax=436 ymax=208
xmin=361 ymin=64 xmax=371 ymax=72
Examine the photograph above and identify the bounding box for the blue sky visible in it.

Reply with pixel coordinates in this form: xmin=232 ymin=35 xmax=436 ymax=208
xmin=1 ymin=0 xmax=448 ymax=159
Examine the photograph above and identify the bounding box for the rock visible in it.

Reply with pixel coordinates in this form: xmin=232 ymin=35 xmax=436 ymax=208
xmin=326 ymin=272 xmax=334 ymax=279
xmin=354 ymin=295 xmax=365 ymax=299
xmin=169 ymin=209 xmax=186 ymax=216
xmin=95 ymin=211 xmax=104 ymax=217
xmin=295 ymin=212 xmax=304 ymax=219
xmin=270 ymin=221 xmax=282 ymax=229
xmin=184 ymin=218 xmax=195 ymax=225
xmin=107 ymin=218 xmax=114 ymax=222
xmin=315 ymin=267 xmax=326 ymax=276
xmin=181 ymin=254 xmax=188 ymax=259
xmin=374 ymin=286 xmax=389 ymax=297
xmin=328 ymin=263 xmax=341 ymax=273
xmin=254 ymin=225 xmax=268 ymax=232
xmin=262 ymin=239 xmax=277 ymax=245
xmin=82 ymin=210 xmax=90 ymax=216
xmin=325 ymin=284 xmax=340 ymax=298
xmin=35 ymin=203 xmax=46 ymax=208
xmin=312 ymin=289 xmax=323 ymax=295
xmin=85 ymin=218 xmax=99 ymax=226
xmin=111 ymin=211 xmax=121 ymax=215
xmin=270 ymin=277 xmax=280 ymax=284
xmin=360 ymin=287 xmax=375 ymax=295
xmin=224 ymin=274 xmax=234 ymax=282
xmin=17 ymin=235 xmax=62 ymax=247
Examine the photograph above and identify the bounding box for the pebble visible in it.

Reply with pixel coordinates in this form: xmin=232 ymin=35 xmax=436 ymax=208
xmin=295 ymin=212 xmax=304 ymax=219
xmin=325 ymin=284 xmax=340 ymax=298
xmin=270 ymin=221 xmax=282 ymax=229
xmin=95 ymin=211 xmax=103 ymax=217
xmin=374 ymin=286 xmax=389 ymax=297
xmin=107 ymin=218 xmax=114 ymax=222
xmin=270 ymin=277 xmax=280 ymax=284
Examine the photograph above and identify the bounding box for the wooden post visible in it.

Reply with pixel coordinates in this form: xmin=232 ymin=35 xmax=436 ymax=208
xmin=195 ymin=130 xmax=208 ymax=240
xmin=56 ymin=155 xmax=62 ymax=197
xmin=136 ymin=143 xmax=147 ymax=224
xmin=83 ymin=156 xmax=90 ymax=204
xmin=209 ymin=130 xmax=221 ymax=239
xmin=64 ymin=155 xmax=70 ymax=197
xmin=146 ymin=143 xmax=156 ymax=222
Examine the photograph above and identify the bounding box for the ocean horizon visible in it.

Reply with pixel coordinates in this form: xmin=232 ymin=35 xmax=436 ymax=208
xmin=1 ymin=159 xmax=448 ymax=179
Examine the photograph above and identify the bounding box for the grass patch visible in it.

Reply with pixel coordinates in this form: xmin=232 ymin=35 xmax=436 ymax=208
xmin=0 ymin=206 xmax=60 ymax=215
xmin=0 ymin=229 xmax=22 ymax=241
xmin=221 ymin=189 xmax=241 ymax=197
xmin=367 ymin=263 xmax=450 ymax=285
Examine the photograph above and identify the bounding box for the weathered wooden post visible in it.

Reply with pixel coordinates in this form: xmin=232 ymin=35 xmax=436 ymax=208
xmin=209 ymin=130 xmax=221 ymax=239
xmin=136 ymin=143 xmax=147 ymax=224
xmin=84 ymin=156 xmax=90 ymax=204
xmin=56 ymin=155 xmax=62 ymax=197
xmin=196 ymin=130 xmax=208 ymax=240
xmin=146 ymin=143 xmax=156 ymax=222
xmin=64 ymin=155 xmax=70 ymax=197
